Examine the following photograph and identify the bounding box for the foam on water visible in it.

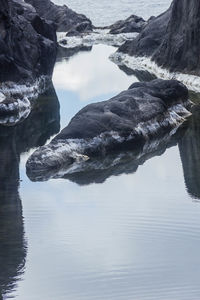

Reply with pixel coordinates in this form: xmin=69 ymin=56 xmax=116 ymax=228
xmin=58 ymin=29 xmax=138 ymax=49
xmin=110 ymin=52 xmax=200 ymax=92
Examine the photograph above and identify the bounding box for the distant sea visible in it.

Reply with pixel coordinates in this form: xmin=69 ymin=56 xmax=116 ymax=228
xmin=52 ymin=0 xmax=171 ymax=26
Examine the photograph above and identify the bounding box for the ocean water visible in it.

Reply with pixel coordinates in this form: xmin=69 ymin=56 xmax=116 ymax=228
xmin=1 ymin=1 xmax=200 ymax=300
xmin=53 ymin=0 xmax=171 ymax=26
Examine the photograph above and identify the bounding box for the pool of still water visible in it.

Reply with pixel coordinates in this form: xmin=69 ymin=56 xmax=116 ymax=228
xmin=1 ymin=42 xmax=200 ymax=300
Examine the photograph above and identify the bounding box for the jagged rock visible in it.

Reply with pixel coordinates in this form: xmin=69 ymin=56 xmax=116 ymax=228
xmin=109 ymin=15 xmax=146 ymax=35
xmin=0 ymin=0 xmax=57 ymax=83
xmin=0 ymin=0 xmax=58 ymax=122
xmin=26 ymin=79 xmax=191 ymax=178
xmin=26 ymin=129 xmax=186 ymax=183
xmin=118 ymin=7 xmax=171 ymax=57
xmin=118 ymin=0 xmax=200 ymax=76
xmin=25 ymin=0 xmax=93 ymax=32
xmin=154 ymin=0 xmax=200 ymax=75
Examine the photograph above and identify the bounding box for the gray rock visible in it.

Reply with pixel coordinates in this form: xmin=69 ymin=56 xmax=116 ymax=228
xmin=25 ymin=0 xmax=93 ymax=33
xmin=118 ymin=0 xmax=200 ymax=76
xmin=109 ymin=15 xmax=146 ymax=35
xmin=118 ymin=8 xmax=171 ymax=57
xmin=26 ymin=79 xmax=191 ymax=178
xmin=0 ymin=0 xmax=57 ymax=83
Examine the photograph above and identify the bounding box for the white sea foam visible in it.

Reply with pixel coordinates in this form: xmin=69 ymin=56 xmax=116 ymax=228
xmin=110 ymin=52 xmax=200 ymax=92
xmin=57 ymin=29 xmax=138 ymax=49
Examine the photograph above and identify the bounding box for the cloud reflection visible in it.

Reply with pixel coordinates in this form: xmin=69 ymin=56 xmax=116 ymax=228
xmin=53 ymin=45 xmax=137 ymax=101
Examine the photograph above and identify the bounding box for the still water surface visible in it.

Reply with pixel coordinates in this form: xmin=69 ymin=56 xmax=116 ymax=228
xmin=1 ymin=1 xmax=200 ymax=300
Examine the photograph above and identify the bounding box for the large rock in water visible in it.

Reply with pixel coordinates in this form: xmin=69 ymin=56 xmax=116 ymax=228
xmin=119 ymin=8 xmax=171 ymax=57
xmin=26 ymin=79 xmax=191 ymax=178
xmin=25 ymin=0 xmax=93 ymax=32
xmin=154 ymin=0 xmax=200 ymax=75
xmin=0 ymin=0 xmax=57 ymax=83
xmin=118 ymin=0 xmax=200 ymax=76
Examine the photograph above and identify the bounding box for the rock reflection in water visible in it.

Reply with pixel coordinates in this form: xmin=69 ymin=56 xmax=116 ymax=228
xmin=57 ymin=45 xmax=92 ymax=62
xmin=0 ymin=84 xmax=60 ymax=299
xmin=179 ymin=103 xmax=200 ymax=200
xmin=27 ymin=126 xmax=186 ymax=184
xmin=118 ymin=65 xmax=157 ymax=82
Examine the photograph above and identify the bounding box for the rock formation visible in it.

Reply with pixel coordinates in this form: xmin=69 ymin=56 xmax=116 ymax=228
xmin=117 ymin=0 xmax=200 ymax=76
xmin=154 ymin=0 xmax=200 ymax=75
xmin=118 ymin=8 xmax=171 ymax=57
xmin=0 ymin=0 xmax=57 ymax=83
xmin=25 ymin=0 xmax=93 ymax=33
xmin=109 ymin=15 xmax=146 ymax=35
xmin=26 ymin=79 xmax=191 ymax=179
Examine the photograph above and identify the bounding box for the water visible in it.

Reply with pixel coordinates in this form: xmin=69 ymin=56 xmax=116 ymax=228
xmin=53 ymin=0 xmax=171 ymax=26
xmin=1 ymin=1 xmax=200 ymax=300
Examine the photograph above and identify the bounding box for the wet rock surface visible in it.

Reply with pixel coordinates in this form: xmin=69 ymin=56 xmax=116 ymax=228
xmin=109 ymin=15 xmax=146 ymax=35
xmin=118 ymin=0 xmax=200 ymax=76
xmin=26 ymin=79 xmax=191 ymax=178
xmin=0 ymin=0 xmax=57 ymax=84
xmin=25 ymin=0 xmax=93 ymax=33
xmin=118 ymin=8 xmax=171 ymax=57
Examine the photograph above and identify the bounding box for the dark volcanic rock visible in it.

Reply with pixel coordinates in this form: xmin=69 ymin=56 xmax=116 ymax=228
xmin=27 ymin=128 xmax=186 ymax=183
xmin=25 ymin=0 xmax=93 ymax=32
xmin=54 ymin=80 xmax=189 ymax=140
xmin=0 ymin=0 xmax=57 ymax=83
xmin=153 ymin=0 xmax=200 ymax=75
xmin=118 ymin=0 xmax=200 ymax=76
xmin=118 ymin=7 xmax=171 ymax=57
xmin=109 ymin=15 xmax=146 ymax=35
xmin=26 ymin=79 xmax=191 ymax=178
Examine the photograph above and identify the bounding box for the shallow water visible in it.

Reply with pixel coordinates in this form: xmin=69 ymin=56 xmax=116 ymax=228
xmin=1 ymin=1 xmax=200 ymax=300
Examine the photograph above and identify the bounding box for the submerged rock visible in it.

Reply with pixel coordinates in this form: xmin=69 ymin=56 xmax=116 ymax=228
xmin=118 ymin=8 xmax=171 ymax=57
xmin=25 ymin=0 xmax=93 ymax=33
xmin=26 ymin=129 xmax=185 ymax=183
xmin=26 ymin=79 xmax=191 ymax=177
xmin=153 ymin=0 xmax=200 ymax=75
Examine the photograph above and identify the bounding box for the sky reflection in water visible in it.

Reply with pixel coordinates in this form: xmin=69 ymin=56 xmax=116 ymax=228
xmin=1 ymin=43 xmax=200 ymax=300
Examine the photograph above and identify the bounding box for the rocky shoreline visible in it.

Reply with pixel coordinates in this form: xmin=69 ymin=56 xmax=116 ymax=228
xmin=110 ymin=0 xmax=200 ymax=91
xmin=1 ymin=0 xmax=200 ymax=174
